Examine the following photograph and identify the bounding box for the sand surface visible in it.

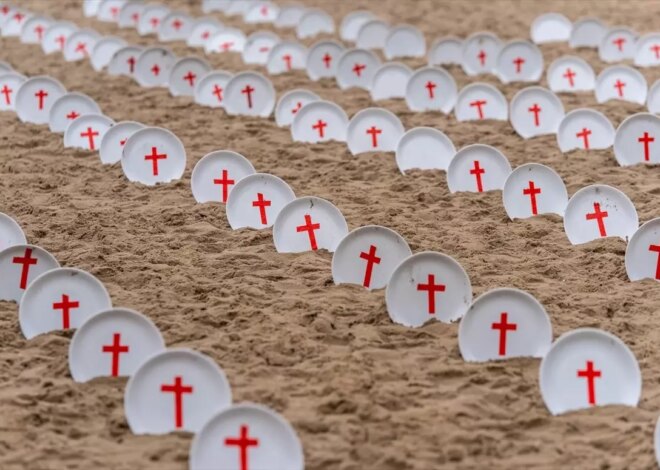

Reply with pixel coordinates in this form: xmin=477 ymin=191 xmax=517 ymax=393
xmin=1 ymin=0 xmax=660 ymax=469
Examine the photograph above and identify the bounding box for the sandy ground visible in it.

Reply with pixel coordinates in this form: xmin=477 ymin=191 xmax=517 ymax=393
xmin=1 ymin=0 xmax=660 ymax=469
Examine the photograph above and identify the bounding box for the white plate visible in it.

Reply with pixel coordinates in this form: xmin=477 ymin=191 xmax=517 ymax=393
xmin=447 ymin=144 xmax=512 ymax=193
xmin=405 ymin=65 xmax=457 ymax=113
xmin=194 ymin=70 xmax=232 ymax=108
xmin=455 ymin=82 xmax=508 ymax=121
xmin=386 ymin=251 xmax=471 ymax=327
xmin=121 ymin=127 xmax=186 ymax=185
xmin=167 ymin=56 xmax=211 ymax=97
xmin=625 ymin=218 xmax=660 ymax=282
xmin=49 ymin=92 xmax=101 ymax=133
xmin=125 ymin=349 xmax=232 ymax=434
xmin=99 ymin=120 xmax=144 ymax=165
xmin=224 ymin=71 xmax=276 ymax=118
xmin=531 ymin=13 xmax=572 ymax=44
xmin=19 ymin=267 xmax=111 ymax=339
xmin=509 ymin=86 xmax=564 ymax=138
xmin=563 ymin=184 xmax=638 ymax=245
xmin=336 ymin=48 xmax=381 ymax=90
xmin=15 ymin=76 xmax=66 ymax=124
xmin=191 ymin=150 xmax=256 ymax=204
xmin=332 ymin=225 xmax=411 ymax=290
xmin=190 ymin=403 xmax=304 ymax=470
xmin=226 ymin=173 xmax=296 ymax=229
xmin=395 ymin=127 xmax=456 ymax=173
xmin=69 ymin=307 xmax=165 ymax=381
xmin=502 ymin=163 xmax=568 ymax=219
xmin=556 ymin=108 xmax=615 ymax=152
xmin=540 ymin=328 xmax=641 ymax=415
xmin=346 ymin=107 xmax=404 ymax=155
xmin=273 ymin=196 xmax=348 ymax=253
xmin=63 ymin=114 xmax=114 ymax=151
xmin=0 ymin=213 xmax=27 ymax=252
xmin=458 ymin=288 xmax=552 ymax=361
xmin=0 ymin=245 xmax=59 ymax=303
xmin=274 ymin=89 xmax=320 ymax=127
xmin=613 ymin=113 xmax=660 ymax=166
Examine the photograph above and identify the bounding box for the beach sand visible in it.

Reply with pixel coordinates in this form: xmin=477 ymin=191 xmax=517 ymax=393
xmin=1 ymin=0 xmax=660 ymax=468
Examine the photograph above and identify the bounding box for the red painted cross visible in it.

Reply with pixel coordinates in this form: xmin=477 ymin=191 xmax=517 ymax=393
xmin=523 ymin=180 xmax=542 ymax=215
xmin=110 ymin=6 xmax=120 ymax=18
xmin=648 ymin=242 xmax=660 ymax=280
xmin=563 ymin=68 xmax=576 ymax=87
xmin=528 ymin=103 xmax=541 ymax=127
xmin=425 ymin=81 xmax=436 ymax=99
xmin=144 ymin=146 xmax=168 ymax=176
xmin=151 ymin=64 xmax=160 ymax=76
xmin=12 ymin=247 xmax=38 ymax=290
xmin=513 ymin=56 xmax=525 ymax=73
xmin=172 ymin=19 xmax=183 ymax=30
xmin=296 ymin=214 xmax=321 ymax=250
xmin=491 ymin=312 xmax=517 ymax=356
xmin=213 ymin=169 xmax=235 ymax=203
xmin=149 ymin=17 xmax=160 ymax=29
xmin=225 ymin=425 xmax=259 ymax=470
xmin=312 ymin=119 xmax=327 ymax=138
xmin=183 ymin=71 xmax=197 ymax=87
xmin=75 ymin=42 xmax=87 ymax=56
xmin=0 ymin=5 xmax=9 ymax=15
xmin=13 ymin=12 xmax=24 ymax=22
xmin=585 ymin=202 xmax=608 ymax=237
xmin=416 ymin=274 xmax=445 ymax=314
xmin=52 ymin=294 xmax=79 ymax=329
xmin=1 ymin=85 xmax=12 ymax=105
xmin=282 ymin=54 xmax=292 ymax=71
xmin=131 ymin=12 xmax=139 ymax=23
xmin=160 ymin=376 xmax=194 ymax=429
xmin=119 ymin=138 xmax=127 ymax=146
xmin=322 ymin=53 xmax=332 ymax=69
xmin=352 ymin=63 xmax=366 ymax=77
xmin=469 ymin=99 xmax=487 ymax=119
xmin=638 ymin=131 xmax=655 ymax=161
xmin=80 ymin=126 xmax=100 ymax=150
xmin=576 ymin=127 xmax=592 ymax=150
xmin=55 ymin=35 xmax=66 ymax=50
xmin=220 ymin=41 xmax=234 ymax=51
xmin=577 ymin=360 xmax=601 ymax=405
xmin=366 ymin=126 xmax=382 ymax=148
xmin=34 ymin=24 xmax=44 ymax=41
xmin=252 ymin=193 xmax=271 ymax=225
xmin=127 ymin=56 xmax=136 ymax=74
xmin=652 ymin=44 xmax=660 ymax=59
xmin=359 ymin=245 xmax=381 ymax=288
xmin=102 ymin=333 xmax=129 ymax=377
xmin=291 ymin=102 xmax=302 ymax=114
xmin=242 ymin=84 xmax=255 ymax=109
xmin=66 ymin=110 xmax=80 ymax=120
xmin=469 ymin=160 xmax=486 ymax=192
xmin=612 ymin=37 xmax=626 ymax=52
xmin=34 ymin=89 xmax=48 ymax=110
xmin=477 ymin=50 xmax=486 ymax=66
xmin=258 ymin=46 xmax=270 ymax=53
xmin=613 ymin=79 xmax=626 ymax=97
xmin=212 ymin=85 xmax=223 ymax=102
xmin=260 ymin=4 xmax=269 ymax=16
xmin=201 ymin=30 xmax=210 ymax=40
